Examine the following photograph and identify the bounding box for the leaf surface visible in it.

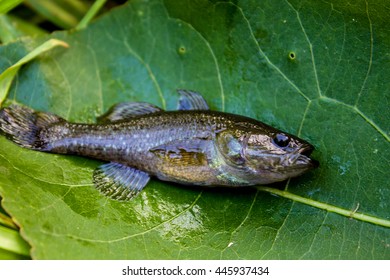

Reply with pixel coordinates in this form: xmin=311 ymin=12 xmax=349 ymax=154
xmin=0 ymin=0 xmax=389 ymax=259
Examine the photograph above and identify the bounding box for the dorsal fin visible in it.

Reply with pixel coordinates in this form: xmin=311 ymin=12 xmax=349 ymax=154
xmin=177 ymin=89 xmax=209 ymax=110
xmin=97 ymin=102 xmax=163 ymax=123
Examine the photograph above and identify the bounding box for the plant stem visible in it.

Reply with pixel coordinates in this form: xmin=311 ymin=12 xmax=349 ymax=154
xmin=0 ymin=225 xmax=30 ymax=256
xmin=77 ymin=0 xmax=107 ymax=30
xmin=0 ymin=212 xmax=17 ymax=229
xmin=257 ymin=186 xmax=390 ymax=228
xmin=0 ymin=0 xmax=23 ymax=14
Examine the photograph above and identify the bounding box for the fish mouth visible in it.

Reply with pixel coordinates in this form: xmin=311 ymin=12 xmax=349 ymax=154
xmin=295 ymin=144 xmax=319 ymax=168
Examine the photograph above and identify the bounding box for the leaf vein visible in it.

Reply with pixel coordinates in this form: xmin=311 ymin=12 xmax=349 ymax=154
xmin=300 ymin=211 xmax=329 ymax=259
xmin=221 ymin=190 xmax=259 ymax=256
xmin=40 ymin=191 xmax=204 ymax=244
xmin=285 ymin=0 xmax=322 ymax=97
xmin=50 ymin=58 xmax=72 ymax=119
xmin=85 ymin=41 xmax=104 ymax=114
xmin=0 ymin=153 xmax=91 ymax=187
xmin=233 ymin=3 xmax=310 ymax=102
xmin=166 ymin=12 xmax=225 ymax=111
xmin=354 ymin=0 xmax=374 ymax=107
xmin=123 ymin=40 xmax=166 ymax=110
xmin=320 ymin=96 xmax=390 ymax=142
xmin=261 ymin=201 xmax=294 ymax=258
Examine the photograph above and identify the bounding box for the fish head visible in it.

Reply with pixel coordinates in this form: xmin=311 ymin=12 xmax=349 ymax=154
xmin=217 ymin=128 xmax=319 ymax=184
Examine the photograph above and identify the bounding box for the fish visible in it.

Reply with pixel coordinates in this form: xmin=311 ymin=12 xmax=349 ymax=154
xmin=0 ymin=90 xmax=318 ymax=201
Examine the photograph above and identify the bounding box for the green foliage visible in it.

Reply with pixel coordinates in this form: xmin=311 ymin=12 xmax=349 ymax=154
xmin=0 ymin=38 xmax=68 ymax=105
xmin=0 ymin=225 xmax=30 ymax=257
xmin=25 ymin=0 xmax=90 ymax=29
xmin=0 ymin=14 xmax=47 ymax=44
xmin=0 ymin=0 xmax=23 ymax=14
xmin=0 ymin=0 xmax=389 ymax=259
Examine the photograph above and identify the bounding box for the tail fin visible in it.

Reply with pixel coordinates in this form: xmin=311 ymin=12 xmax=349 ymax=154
xmin=0 ymin=105 xmax=64 ymax=150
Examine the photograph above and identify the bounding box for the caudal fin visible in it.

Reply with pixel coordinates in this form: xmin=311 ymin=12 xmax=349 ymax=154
xmin=0 ymin=105 xmax=64 ymax=150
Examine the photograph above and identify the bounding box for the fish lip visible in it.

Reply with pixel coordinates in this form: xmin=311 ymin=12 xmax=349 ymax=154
xmin=298 ymin=144 xmax=314 ymax=157
xmin=296 ymin=144 xmax=319 ymax=168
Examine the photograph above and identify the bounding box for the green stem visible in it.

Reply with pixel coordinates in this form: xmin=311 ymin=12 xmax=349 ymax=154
xmin=0 ymin=0 xmax=23 ymax=14
xmin=257 ymin=186 xmax=390 ymax=228
xmin=76 ymin=0 xmax=107 ymax=30
xmin=0 ymin=225 xmax=30 ymax=256
xmin=0 ymin=212 xmax=17 ymax=229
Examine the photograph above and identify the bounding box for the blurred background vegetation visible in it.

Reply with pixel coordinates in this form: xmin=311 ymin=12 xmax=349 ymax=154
xmin=0 ymin=0 xmax=128 ymax=260
xmin=0 ymin=0 xmax=126 ymax=44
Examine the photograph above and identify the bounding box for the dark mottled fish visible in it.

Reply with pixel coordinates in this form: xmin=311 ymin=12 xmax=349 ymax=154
xmin=0 ymin=90 xmax=318 ymax=201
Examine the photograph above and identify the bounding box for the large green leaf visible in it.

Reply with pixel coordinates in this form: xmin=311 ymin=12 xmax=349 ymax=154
xmin=0 ymin=0 xmax=389 ymax=259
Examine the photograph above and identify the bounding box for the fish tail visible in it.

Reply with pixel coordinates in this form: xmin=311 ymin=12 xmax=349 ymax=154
xmin=0 ymin=105 xmax=64 ymax=151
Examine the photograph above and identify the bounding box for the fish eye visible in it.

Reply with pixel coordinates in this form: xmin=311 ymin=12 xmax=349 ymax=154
xmin=272 ymin=133 xmax=290 ymax=148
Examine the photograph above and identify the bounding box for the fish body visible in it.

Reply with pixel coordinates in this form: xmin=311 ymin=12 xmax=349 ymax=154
xmin=0 ymin=90 xmax=318 ymax=201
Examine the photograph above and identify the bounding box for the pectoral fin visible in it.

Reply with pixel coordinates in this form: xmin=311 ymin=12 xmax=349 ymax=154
xmin=149 ymin=139 xmax=208 ymax=166
xmin=97 ymin=102 xmax=162 ymax=123
xmin=93 ymin=162 xmax=150 ymax=201
xmin=177 ymin=89 xmax=209 ymax=110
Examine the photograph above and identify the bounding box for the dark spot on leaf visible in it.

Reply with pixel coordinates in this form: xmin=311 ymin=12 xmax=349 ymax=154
xmin=255 ymin=28 xmax=268 ymax=40
xmin=288 ymin=51 xmax=296 ymax=61
xmin=42 ymin=222 xmax=53 ymax=232
xmin=178 ymin=46 xmax=186 ymax=55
